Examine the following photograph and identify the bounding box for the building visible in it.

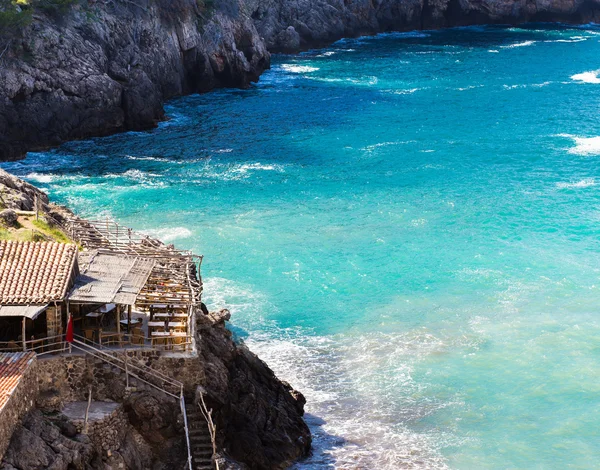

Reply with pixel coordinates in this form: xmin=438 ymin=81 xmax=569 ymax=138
xmin=0 ymin=233 xmax=201 ymax=353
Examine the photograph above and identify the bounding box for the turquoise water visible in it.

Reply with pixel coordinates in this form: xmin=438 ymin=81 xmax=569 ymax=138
xmin=5 ymin=24 xmax=600 ymax=468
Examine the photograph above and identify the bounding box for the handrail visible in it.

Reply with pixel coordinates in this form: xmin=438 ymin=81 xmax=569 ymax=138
xmin=69 ymin=338 xmax=193 ymax=469
xmin=71 ymin=339 xmax=181 ymax=397
xmin=181 ymin=394 xmax=194 ymax=470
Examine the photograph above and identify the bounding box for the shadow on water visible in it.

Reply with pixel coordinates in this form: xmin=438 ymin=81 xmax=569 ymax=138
xmin=291 ymin=413 xmax=350 ymax=470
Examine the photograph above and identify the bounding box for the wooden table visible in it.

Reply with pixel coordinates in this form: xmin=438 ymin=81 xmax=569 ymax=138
xmin=147 ymin=321 xmax=186 ymax=329
xmin=119 ymin=319 xmax=142 ymax=331
xmin=153 ymin=313 xmax=187 ymax=319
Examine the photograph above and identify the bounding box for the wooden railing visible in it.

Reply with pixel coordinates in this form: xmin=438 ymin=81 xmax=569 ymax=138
xmin=0 ymin=335 xmax=68 ymax=356
xmin=70 ymin=337 xmax=194 ymax=469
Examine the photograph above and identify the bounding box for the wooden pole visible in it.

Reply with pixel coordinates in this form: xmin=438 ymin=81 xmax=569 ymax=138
xmin=127 ymin=305 xmax=131 ymax=332
xmin=21 ymin=317 xmax=26 ymax=352
xmin=83 ymin=386 xmax=92 ymax=434
xmin=116 ymin=305 xmax=121 ymax=335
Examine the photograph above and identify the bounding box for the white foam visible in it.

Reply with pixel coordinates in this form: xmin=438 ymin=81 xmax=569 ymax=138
xmin=316 ymin=51 xmax=336 ymax=57
xmin=571 ymin=70 xmax=600 ymax=84
xmin=125 ymin=155 xmax=174 ymax=163
xmin=361 ymin=141 xmax=414 ymax=152
xmin=488 ymin=49 xmax=499 ymax=53
xmin=201 ymin=276 xmax=464 ymax=469
xmin=281 ymin=64 xmax=320 ymax=73
xmin=501 ymin=40 xmax=536 ymax=49
xmin=557 ymin=134 xmax=600 ymax=155
xmin=547 ymin=36 xmax=587 ymax=43
xmin=142 ymin=226 xmax=192 ymax=242
xmin=556 ymin=179 xmax=596 ymax=189
xmin=25 ymin=172 xmax=56 ymax=183
xmin=456 ymin=85 xmax=483 ymax=91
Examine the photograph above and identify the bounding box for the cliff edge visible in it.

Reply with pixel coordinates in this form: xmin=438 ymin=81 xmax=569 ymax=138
xmin=2 ymin=0 xmax=600 ymax=159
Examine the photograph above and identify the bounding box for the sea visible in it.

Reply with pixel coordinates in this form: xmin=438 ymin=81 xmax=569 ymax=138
xmin=5 ymin=24 xmax=600 ymax=469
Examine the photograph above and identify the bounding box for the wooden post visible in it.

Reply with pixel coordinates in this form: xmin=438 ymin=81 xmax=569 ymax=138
xmin=21 ymin=317 xmax=26 ymax=352
xmin=124 ymin=353 xmax=129 ymax=389
xmin=127 ymin=304 xmax=131 ymax=331
xmin=67 ymin=301 xmax=71 ymax=353
xmin=116 ymin=305 xmax=121 ymax=335
xmin=83 ymin=386 xmax=92 ymax=434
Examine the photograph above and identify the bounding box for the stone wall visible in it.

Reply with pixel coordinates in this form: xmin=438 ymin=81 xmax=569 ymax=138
xmin=0 ymin=355 xmax=39 ymax=459
xmin=36 ymin=350 xmax=205 ymax=411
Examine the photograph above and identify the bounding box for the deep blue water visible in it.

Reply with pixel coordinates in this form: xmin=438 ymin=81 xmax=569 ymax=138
xmin=5 ymin=24 xmax=600 ymax=469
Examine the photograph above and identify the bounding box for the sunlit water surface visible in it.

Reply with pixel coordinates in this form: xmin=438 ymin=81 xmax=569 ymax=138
xmin=6 ymin=24 xmax=600 ymax=469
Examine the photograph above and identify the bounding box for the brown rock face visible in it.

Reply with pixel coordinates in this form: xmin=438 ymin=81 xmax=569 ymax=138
xmin=0 ymin=0 xmax=270 ymax=161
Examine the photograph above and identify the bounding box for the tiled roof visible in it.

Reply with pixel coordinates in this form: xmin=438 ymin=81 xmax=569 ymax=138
xmin=0 ymin=352 xmax=35 ymax=411
xmin=0 ymin=240 xmax=77 ymax=305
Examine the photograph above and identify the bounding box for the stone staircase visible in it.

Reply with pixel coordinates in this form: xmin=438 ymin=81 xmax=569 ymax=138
xmin=185 ymin=397 xmax=215 ymax=470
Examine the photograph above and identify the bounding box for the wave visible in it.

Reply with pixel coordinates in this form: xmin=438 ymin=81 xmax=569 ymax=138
xmin=201 ymin=276 xmax=475 ymax=469
xmin=25 ymin=172 xmax=57 ymax=183
xmin=125 ymin=155 xmax=175 ymax=163
xmin=456 ymin=85 xmax=483 ymax=91
xmin=546 ymin=36 xmax=587 ymax=43
xmin=142 ymin=226 xmax=193 ymax=242
xmin=500 ymin=40 xmax=536 ymax=49
xmin=556 ymin=179 xmax=596 ymax=189
xmin=361 ymin=141 xmax=415 ymax=152
xmin=192 ymin=161 xmax=286 ymax=182
xmin=571 ymin=70 xmax=600 ymax=83
xmin=280 ymin=64 xmax=320 ymax=73
xmin=557 ymin=134 xmax=600 ymax=155
xmin=316 ymin=51 xmax=336 ymax=57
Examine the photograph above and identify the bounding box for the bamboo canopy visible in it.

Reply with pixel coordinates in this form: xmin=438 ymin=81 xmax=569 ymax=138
xmin=59 ymin=214 xmax=202 ymax=309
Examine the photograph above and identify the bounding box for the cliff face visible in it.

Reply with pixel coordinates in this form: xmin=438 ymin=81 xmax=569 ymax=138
xmin=2 ymin=0 xmax=600 ymax=160
xmin=0 ymin=0 xmax=270 ymax=161
xmin=197 ymin=310 xmax=311 ymax=470
xmin=251 ymin=0 xmax=600 ymax=51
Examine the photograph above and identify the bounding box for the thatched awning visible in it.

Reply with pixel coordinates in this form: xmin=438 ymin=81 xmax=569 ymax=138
xmin=68 ymin=252 xmax=155 ymax=306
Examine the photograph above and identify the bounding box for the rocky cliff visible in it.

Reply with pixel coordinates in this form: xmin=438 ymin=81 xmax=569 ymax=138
xmin=252 ymin=0 xmax=600 ymax=51
xmin=2 ymin=0 xmax=600 ymax=160
xmin=0 ymin=170 xmax=311 ymax=469
xmin=0 ymin=0 xmax=270 ymax=161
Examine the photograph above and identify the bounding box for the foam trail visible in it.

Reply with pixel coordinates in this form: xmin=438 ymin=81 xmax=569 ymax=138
xmin=281 ymin=64 xmax=320 ymax=73
xmin=556 ymin=179 xmax=595 ymax=189
xmin=571 ymin=70 xmax=600 ymax=83
xmin=558 ymin=134 xmax=600 ymax=155
xmin=143 ymin=227 xmax=193 ymax=242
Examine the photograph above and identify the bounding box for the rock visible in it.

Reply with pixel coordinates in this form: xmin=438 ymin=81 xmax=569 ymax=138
xmin=274 ymin=26 xmax=301 ymax=52
xmin=0 ymin=210 xmax=18 ymax=228
xmin=0 ymin=0 xmax=270 ymax=160
xmin=251 ymin=0 xmax=600 ymax=51
xmin=197 ymin=311 xmax=311 ymax=469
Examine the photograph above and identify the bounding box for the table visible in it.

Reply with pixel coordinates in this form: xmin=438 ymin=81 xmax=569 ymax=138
xmin=153 ymin=313 xmax=187 ymax=319
xmin=147 ymin=321 xmax=186 ymax=328
xmin=119 ymin=319 xmax=142 ymax=331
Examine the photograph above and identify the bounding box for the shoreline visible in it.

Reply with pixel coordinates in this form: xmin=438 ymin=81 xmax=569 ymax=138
xmin=2 ymin=0 xmax=600 ymax=160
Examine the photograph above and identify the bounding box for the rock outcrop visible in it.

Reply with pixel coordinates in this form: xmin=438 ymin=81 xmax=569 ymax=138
xmin=197 ymin=309 xmax=311 ymax=470
xmin=252 ymin=0 xmax=600 ymax=51
xmin=2 ymin=0 xmax=600 ymax=160
xmin=0 ymin=0 xmax=270 ymax=161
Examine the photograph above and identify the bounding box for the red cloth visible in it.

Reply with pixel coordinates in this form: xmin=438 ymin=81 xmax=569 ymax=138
xmin=66 ymin=315 xmax=74 ymax=343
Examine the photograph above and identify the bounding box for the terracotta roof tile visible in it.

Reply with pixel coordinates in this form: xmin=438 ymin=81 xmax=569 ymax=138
xmin=0 ymin=352 xmax=35 ymax=411
xmin=0 ymin=241 xmax=77 ymax=305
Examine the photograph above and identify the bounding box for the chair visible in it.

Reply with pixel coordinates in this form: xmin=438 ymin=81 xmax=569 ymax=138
xmin=131 ymin=328 xmax=144 ymax=346
xmin=84 ymin=329 xmax=95 ymax=343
